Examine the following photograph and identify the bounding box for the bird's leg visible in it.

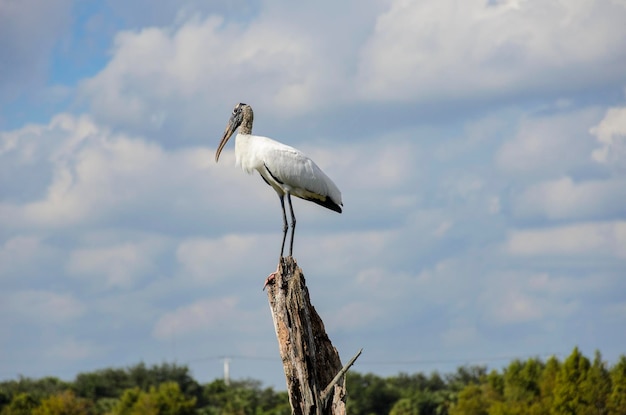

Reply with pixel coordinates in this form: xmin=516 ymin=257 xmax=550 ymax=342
xmin=287 ymin=193 xmax=296 ymax=257
xmin=265 ymin=195 xmax=288 ymax=291
xmin=279 ymin=194 xmax=288 ymax=258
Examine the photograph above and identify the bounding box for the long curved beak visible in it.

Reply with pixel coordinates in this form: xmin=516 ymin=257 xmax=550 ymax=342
xmin=215 ymin=117 xmax=237 ymax=162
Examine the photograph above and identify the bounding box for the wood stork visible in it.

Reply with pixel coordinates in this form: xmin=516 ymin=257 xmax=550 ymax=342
xmin=215 ymin=103 xmax=343 ymax=261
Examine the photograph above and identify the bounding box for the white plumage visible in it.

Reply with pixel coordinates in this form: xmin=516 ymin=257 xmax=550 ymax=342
xmin=215 ymin=103 xmax=342 ymax=259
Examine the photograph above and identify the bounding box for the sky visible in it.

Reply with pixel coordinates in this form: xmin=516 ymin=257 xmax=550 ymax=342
xmin=1 ymin=0 xmax=626 ymax=389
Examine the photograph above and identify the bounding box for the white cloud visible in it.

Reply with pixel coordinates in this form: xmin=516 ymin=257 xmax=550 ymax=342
xmin=357 ymin=0 xmax=626 ymax=101
xmin=176 ymin=235 xmax=267 ymax=284
xmin=488 ymin=196 xmax=501 ymax=214
xmin=75 ymin=2 xmax=396 ymax=139
xmin=79 ymin=13 xmax=335 ymax=134
xmin=421 ymin=248 xmax=623 ymax=332
xmin=505 ymin=221 xmax=626 ymax=258
xmin=152 ymin=296 xmax=261 ymax=339
xmin=103 ymin=0 xmax=243 ymax=29
xmin=0 ymin=0 xmax=72 ymax=103
xmin=67 ymin=240 xmax=162 ymax=289
xmin=496 ymin=108 xmax=601 ymax=179
xmin=305 ymin=137 xmax=418 ymax=191
xmin=44 ymin=337 xmax=98 ymax=361
xmin=0 ymin=235 xmax=40 ymax=263
xmin=0 ymin=113 xmax=270 ymax=233
xmin=295 ymin=229 xmax=398 ymax=278
xmin=433 ymin=220 xmax=453 ymax=237
xmin=76 ymin=0 xmax=626 ymax=141
xmin=0 ymin=235 xmax=56 ymax=279
xmin=0 ymin=290 xmax=84 ymax=324
xmin=590 ymin=105 xmax=626 ymax=169
xmin=478 ymin=270 xmax=620 ymax=328
xmin=488 ymin=289 xmax=544 ymax=325
xmin=441 ymin=322 xmax=479 ymax=348
xmin=513 ymin=176 xmax=626 ymax=220
xmin=354 ymin=267 xmax=420 ymax=300
xmin=413 ymin=258 xmax=481 ymax=305
xmin=526 ymin=272 xmax=616 ymax=298
xmin=1 ymin=114 xmax=123 ymax=228
xmin=329 ymin=301 xmax=384 ymax=331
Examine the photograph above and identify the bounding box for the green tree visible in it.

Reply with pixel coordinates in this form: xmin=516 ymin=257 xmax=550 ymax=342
xmin=427 ymin=372 xmax=447 ymax=392
xmin=73 ymin=368 xmax=132 ymax=402
xmin=127 ymin=363 xmax=201 ymax=400
xmin=93 ymin=397 xmax=119 ymax=415
xmin=135 ymin=382 xmax=196 ymax=415
xmin=200 ymin=378 xmax=289 ymax=415
xmin=552 ymin=347 xmax=591 ymax=415
xmin=580 ymin=350 xmax=611 ymax=415
xmin=480 ymin=371 xmax=505 ymax=415
xmin=446 ymin=366 xmax=488 ymax=392
xmin=388 ymin=390 xmax=445 ymax=415
xmin=0 ymin=393 xmax=38 ymax=415
xmin=390 ymin=398 xmax=420 ymax=415
xmin=0 ymin=377 xmax=68 ymax=403
xmin=32 ymin=391 xmax=93 ymax=415
xmin=72 ymin=363 xmax=202 ymax=404
xmin=386 ymin=372 xmax=452 ymax=415
xmin=489 ymin=358 xmax=544 ymax=414
xmin=486 ymin=370 xmax=505 ymax=398
xmin=252 ymin=383 xmax=290 ymax=415
xmin=72 ymin=362 xmax=204 ymax=412
xmin=525 ymin=355 xmax=561 ymax=415
xmin=346 ymin=372 xmax=400 ymax=415
xmin=111 ymin=387 xmax=142 ymax=415
xmin=110 ymin=382 xmax=195 ymax=415
xmin=449 ymin=384 xmax=489 ymax=415
xmin=0 ymin=390 xmax=9 ymax=410
xmin=390 ymin=372 xmax=429 ymax=396
xmin=607 ymin=355 xmax=626 ymax=415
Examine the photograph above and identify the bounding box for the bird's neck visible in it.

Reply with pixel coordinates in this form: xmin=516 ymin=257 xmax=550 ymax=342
xmin=239 ymin=117 xmax=253 ymax=135
xmin=234 ymin=133 xmax=256 ymax=173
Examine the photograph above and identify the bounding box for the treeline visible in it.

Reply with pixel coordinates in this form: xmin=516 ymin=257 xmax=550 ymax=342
xmin=0 ymin=347 xmax=624 ymax=414
xmin=0 ymin=363 xmax=289 ymax=415
xmin=351 ymin=348 xmax=626 ymax=415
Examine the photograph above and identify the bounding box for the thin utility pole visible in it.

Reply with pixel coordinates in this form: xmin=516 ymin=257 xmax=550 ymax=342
xmin=223 ymin=357 xmax=231 ymax=386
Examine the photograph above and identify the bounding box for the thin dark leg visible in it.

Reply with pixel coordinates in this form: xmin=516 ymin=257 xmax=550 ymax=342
xmin=287 ymin=193 xmax=296 ymax=257
xmin=279 ymin=194 xmax=288 ymax=258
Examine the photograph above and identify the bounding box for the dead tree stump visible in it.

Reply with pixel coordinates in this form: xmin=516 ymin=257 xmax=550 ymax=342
xmin=266 ymin=256 xmax=361 ymax=415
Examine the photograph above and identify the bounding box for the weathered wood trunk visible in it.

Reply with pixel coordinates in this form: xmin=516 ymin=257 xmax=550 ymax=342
xmin=266 ymin=257 xmax=359 ymax=415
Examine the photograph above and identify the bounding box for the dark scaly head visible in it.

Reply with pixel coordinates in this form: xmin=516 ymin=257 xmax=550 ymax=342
xmin=215 ymin=103 xmax=253 ymax=162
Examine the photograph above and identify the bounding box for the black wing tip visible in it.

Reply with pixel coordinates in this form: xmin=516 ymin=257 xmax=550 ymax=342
xmin=309 ymin=197 xmax=342 ymax=213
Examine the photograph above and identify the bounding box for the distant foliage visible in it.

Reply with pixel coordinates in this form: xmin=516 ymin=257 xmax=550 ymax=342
xmin=438 ymin=349 xmax=623 ymax=415
xmin=345 ymin=349 xmax=624 ymax=415
xmin=0 ymin=349 xmax=624 ymax=415
xmin=0 ymin=392 xmax=38 ymax=415
xmin=32 ymin=391 xmax=92 ymax=415
xmin=109 ymin=382 xmax=195 ymax=415
xmin=608 ymin=356 xmax=626 ymax=414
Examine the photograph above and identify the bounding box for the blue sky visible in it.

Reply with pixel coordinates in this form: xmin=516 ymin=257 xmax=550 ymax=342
xmin=1 ymin=0 xmax=625 ymax=388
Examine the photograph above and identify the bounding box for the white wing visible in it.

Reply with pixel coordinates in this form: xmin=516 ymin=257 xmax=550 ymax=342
xmin=254 ymin=135 xmax=342 ymax=210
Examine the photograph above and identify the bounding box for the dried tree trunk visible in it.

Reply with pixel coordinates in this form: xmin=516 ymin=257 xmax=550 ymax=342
xmin=266 ymin=257 xmax=361 ymax=415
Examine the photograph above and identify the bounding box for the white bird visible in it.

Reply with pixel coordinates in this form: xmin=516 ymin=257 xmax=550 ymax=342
xmin=215 ymin=103 xmax=343 ymax=261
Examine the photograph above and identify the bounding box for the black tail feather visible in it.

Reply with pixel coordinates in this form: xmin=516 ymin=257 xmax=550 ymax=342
xmin=304 ymin=195 xmax=342 ymax=213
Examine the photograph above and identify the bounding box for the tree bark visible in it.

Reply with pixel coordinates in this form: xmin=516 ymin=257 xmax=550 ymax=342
xmin=266 ymin=257 xmax=360 ymax=415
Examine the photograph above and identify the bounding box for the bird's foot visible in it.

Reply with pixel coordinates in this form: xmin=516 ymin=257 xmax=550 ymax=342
xmin=263 ymin=264 xmax=280 ymax=291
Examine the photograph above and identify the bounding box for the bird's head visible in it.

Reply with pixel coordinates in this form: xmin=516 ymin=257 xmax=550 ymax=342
xmin=215 ymin=103 xmax=251 ymax=162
